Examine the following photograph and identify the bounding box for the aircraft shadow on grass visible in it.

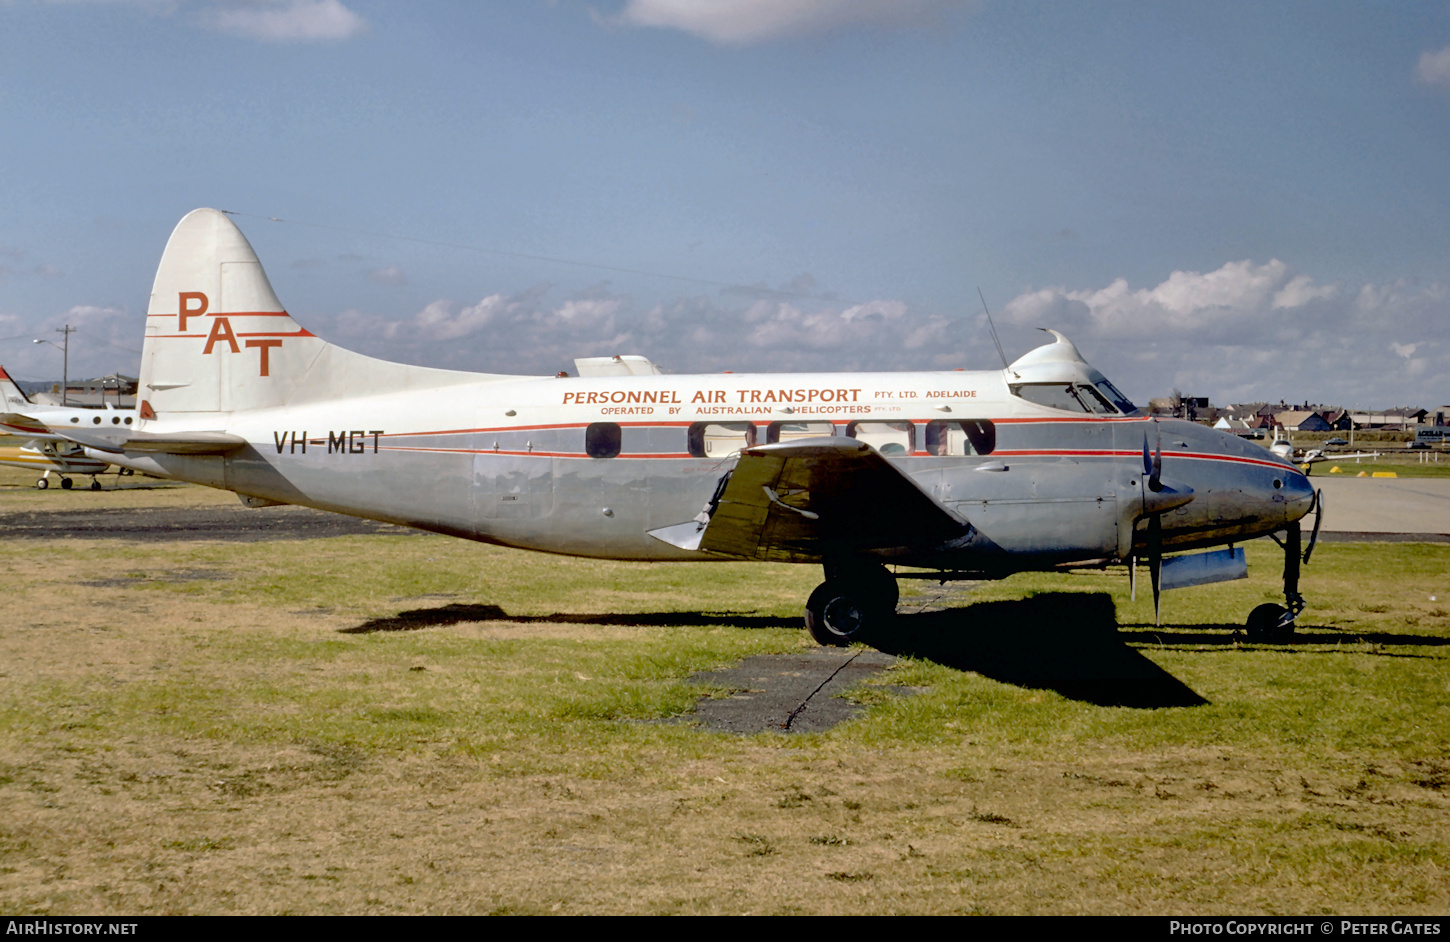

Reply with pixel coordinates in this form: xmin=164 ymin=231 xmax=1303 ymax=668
xmin=1118 ymin=623 xmax=1450 ymax=656
xmin=340 ymin=591 xmax=1207 ymax=709
xmin=340 ymin=604 xmax=801 ymax=634
xmin=868 ymin=592 xmax=1208 ymax=709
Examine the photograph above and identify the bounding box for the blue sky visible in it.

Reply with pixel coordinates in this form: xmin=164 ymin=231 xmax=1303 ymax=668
xmin=2 ymin=0 xmax=1449 ymax=410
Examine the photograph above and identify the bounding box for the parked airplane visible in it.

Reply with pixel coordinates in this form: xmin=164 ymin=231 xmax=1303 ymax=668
xmin=0 ymin=366 xmax=132 ymax=489
xmin=65 ymin=209 xmax=1322 ymax=642
xmin=1268 ymin=429 xmax=1378 ymax=472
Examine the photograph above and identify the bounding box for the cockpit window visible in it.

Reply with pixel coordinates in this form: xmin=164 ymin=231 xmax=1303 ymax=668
xmin=1094 ymin=380 xmax=1138 ymax=414
xmin=1012 ymin=383 xmax=1089 ymax=412
xmin=1011 ymin=382 xmax=1131 ymax=415
xmin=1077 ymin=384 xmax=1118 ymax=415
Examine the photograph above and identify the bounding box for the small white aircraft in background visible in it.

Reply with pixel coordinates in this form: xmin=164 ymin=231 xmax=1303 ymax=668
xmin=0 ymin=365 xmax=134 ymax=489
xmin=1267 ymin=429 xmax=1378 ymax=473
xmin=54 ymin=209 xmax=1322 ymax=641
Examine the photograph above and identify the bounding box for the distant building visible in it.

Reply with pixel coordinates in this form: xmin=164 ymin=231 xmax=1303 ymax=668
xmin=1214 ymin=417 xmax=1262 ymax=437
xmin=1349 ymin=408 xmax=1428 ymax=430
xmin=1273 ymin=410 xmax=1331 ymax=432
xmin=1318 ymin=408 xmax=1352 ymax=431
xmin=29 ymin=373 xmax=137 ymax=408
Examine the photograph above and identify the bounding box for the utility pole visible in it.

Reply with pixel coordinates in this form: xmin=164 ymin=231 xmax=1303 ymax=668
xmin=56 ymin=324 xmax=74 ymax=406
xmin=33 ymin=324 xmax=76 ymax=406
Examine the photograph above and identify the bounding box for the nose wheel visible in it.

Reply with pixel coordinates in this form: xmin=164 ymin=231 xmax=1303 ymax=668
xmin=1246 ymin=601 xmax=1299 ymax=642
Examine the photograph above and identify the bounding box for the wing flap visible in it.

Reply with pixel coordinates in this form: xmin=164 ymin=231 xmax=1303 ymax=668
xmin=682 ymin=437 xmax=968 ymax=563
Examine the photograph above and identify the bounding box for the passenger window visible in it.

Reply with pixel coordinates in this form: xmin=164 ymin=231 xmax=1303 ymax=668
xmin=924 ymin=420 xmax=995 ymax=456
xmin=688 ymin=422 xmax=756 ymax=458
xmin=585 ymin=422 xmax=621 ymax=458
xmin=847 ymin=421 xmax=915 ymax=456
xmin=765 ymin=421 xmax=833 ymax=444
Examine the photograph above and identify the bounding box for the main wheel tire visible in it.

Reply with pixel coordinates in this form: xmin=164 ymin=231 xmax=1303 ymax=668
xmin=805 ymin=583 xmax=868 ymax=646
xmin=60 ymin=478 xmax=73 ymax=490
xmin=1246 ymin=603 xmax=1295 ymax=642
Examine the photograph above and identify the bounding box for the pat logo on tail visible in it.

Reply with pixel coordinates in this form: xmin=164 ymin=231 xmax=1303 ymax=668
xmin=170 ymin=290 xmax=286 ymax=377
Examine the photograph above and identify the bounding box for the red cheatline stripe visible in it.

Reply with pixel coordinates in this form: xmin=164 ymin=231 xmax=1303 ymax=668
xmin=149 ymin=329 xmax=315 ymax=339
xmin=994 ymin=416 xmax=1151 ymax=424
xmin=377 ymin=445 xmax=696 ymax=459
xmin=146 ymin=310 xmax=293 ymax=318
xmin=994 ymin=448 xmax=1294 ymax=471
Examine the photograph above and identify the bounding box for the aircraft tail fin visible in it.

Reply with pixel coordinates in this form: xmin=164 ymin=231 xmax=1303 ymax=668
xmin=139 ymin=208 xmax=324 ymax=420
xmin=0 ymin=366 xmax=34 ymax=411
xmin=138 ymin=209 xmax=504 ymax=425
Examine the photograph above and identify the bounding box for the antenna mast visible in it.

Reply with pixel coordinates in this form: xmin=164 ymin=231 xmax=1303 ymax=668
xmin=977 ymin=288 xmax=1009 ymax=370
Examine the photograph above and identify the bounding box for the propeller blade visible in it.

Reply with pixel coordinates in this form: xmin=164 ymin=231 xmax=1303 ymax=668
xmin=1149 ymin=515 xmax=1163 ymax=627
xmin=1151 ymin=420 xmax=1163 ymax=492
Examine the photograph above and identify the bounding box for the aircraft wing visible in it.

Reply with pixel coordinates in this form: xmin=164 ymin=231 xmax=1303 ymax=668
xmin=0 ymin=411 xmax=57 ymax=438
xmin=650 ymin=437 xmax=969 ymax=563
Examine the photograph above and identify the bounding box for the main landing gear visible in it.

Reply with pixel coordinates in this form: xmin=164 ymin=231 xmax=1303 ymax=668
xmin=34 ymin=472 xmax=103 ymax=491
xmin=804 ymin=561 xmax=898 ymax=646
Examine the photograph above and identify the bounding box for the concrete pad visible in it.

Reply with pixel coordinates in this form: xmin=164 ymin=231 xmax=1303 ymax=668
xmin=1312 ymin=476 xmax=1450 ymax=540
xmin=684 ymin=650 xmax=906 ymax=734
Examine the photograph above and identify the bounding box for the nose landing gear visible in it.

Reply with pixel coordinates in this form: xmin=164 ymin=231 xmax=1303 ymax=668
xmin=1248 ymin=490 xmax=1322 ymax=642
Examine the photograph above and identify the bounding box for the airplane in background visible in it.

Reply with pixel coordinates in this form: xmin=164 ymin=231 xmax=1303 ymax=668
xmin=0 ymin=366 xmax=133 ymax=489
xmin=57 ymin=209 xmax=1323 ymax=642
xmin=1268 ymin=429 xmax=1379 ymax=473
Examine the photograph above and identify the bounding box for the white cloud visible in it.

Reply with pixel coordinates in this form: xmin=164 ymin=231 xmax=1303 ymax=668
xmin=1001 ymin=259 xmax=1343 ymax=339
xmin=1272 ymin=273 xmax=1338 ymax=309
xmin=295 ymin=256 xmax=1450 ymax=408
xmin=326 ymin=283 xmax=971 ymax=376
xmin=204 ymin=0 xmax=366 ymax=42
xmin=998 ymin=263 xmax=1449 ymax=407
xmin=1416 ymin=45 xmax=1450 ymax=88
xmin=616 ymin=0 xmax=966 ymax=45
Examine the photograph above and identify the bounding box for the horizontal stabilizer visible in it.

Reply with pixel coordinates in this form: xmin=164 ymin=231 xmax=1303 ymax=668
xmin=57 ymin=423 xmax=245 ymax=455
xmin=120 ymin=430 xmax=248 ymax=455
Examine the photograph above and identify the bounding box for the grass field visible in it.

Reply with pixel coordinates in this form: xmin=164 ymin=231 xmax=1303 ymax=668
xmin=1 ymin=474 xmax=1447 ymax=915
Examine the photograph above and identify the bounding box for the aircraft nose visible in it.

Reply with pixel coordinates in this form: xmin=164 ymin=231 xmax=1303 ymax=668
xmin=1279 ymin=469 xmax=1316 ymax=523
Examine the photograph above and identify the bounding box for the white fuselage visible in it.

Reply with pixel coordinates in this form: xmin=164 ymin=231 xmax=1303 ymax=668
xmin=110 ymin=365 xmax=1315 ymax=568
